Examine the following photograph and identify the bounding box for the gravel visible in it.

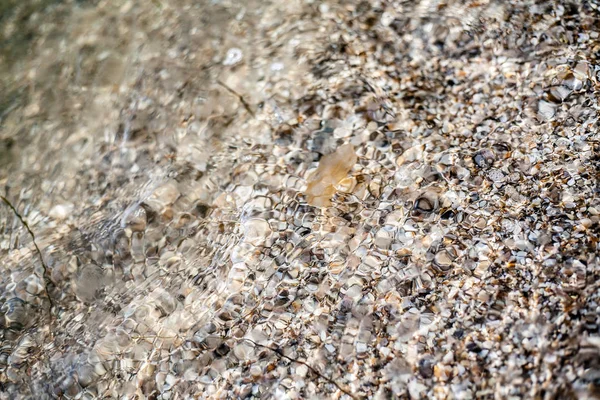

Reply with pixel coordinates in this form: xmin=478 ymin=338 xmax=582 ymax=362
xmin=1 ymin=0 xmax=600 ymax=399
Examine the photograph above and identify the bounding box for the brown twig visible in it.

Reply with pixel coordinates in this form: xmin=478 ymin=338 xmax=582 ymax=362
xmin=240 ymin=338 xmax=359 ymax=399
xmin=216 ymin=80 xmax=256 ymax=117
xmin=1 ymin=196 xmax=55 ymax=314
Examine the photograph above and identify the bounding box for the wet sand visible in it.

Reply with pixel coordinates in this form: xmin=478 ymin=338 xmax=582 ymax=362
xmin=1 ymin=0 xmax=600 ymax=398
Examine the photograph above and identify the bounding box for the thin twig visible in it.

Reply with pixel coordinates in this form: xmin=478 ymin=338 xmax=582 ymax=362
xmin=240 ymin=338 xmax=359 ymax=399
xmin=1 ymin=196 xmax=55 ymax=314
xmin=216 ymin=80 xmax=256 ymax=117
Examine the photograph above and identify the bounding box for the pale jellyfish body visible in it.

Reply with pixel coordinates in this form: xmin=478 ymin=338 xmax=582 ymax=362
xmin=305 ymin=144 xmax=357 ymax=207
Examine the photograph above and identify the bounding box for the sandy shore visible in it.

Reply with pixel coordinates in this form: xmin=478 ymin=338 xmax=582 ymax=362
xmin=1 ymin=0 xmax=600 ymax=398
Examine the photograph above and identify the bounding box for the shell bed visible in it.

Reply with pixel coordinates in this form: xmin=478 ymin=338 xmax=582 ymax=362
xmin=0 ymin=0 xmax=600 ymax=399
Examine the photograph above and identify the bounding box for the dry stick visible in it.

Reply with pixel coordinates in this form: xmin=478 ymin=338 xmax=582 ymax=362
xmin=216 ymin=80 xmax=256 ymax=118
xmin=1 ymin=196 xmax=55 ymax=315
xmin=240 ymin=338 xmax=359 ymax=400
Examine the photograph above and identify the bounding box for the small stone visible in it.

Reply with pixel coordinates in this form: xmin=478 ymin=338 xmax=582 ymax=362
xmin=242 ymin=218 xmax=272 ymax=247
xmin=74 ymin=264 xmax=105 ymax=302
xmin=146 ymin=181 xmax=180 ymax=211
xmin=408 ymin=380 xmax=427 ymax=399
xmin=296 ymin=364 xmax=308 ymax=378
xmin=2 ymin=298 xmax=27 ymax=330
xmin=538 ymin=100 xmax=556 ymax=120
xmin=488 ymin=169 xmax=505 ymax=182
xmin=418 ymin=357 xmax=434 ymax=378
xmin=250 ymin=365 xmax=262 ymax=377
xmin=23 ymin=103 xmax=40 ymax=117
xmin=122 ymin=205 xmax=147 ymax=231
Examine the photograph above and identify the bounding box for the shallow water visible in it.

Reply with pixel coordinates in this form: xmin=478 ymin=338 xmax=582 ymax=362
xmin=1 ymin=0 xmax=600 ymax=399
